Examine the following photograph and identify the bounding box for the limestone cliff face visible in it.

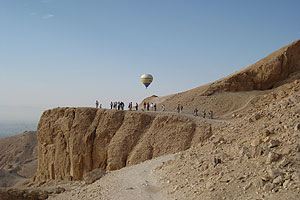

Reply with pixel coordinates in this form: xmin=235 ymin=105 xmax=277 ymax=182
xmin=34 ymin=108 xmax=211 ymax=182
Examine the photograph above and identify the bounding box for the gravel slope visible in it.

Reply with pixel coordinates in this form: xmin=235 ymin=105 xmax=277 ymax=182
xmin=49 ymin=154 xmax=174 ymax=200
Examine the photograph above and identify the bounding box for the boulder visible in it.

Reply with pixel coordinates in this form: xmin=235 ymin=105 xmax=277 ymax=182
xmin=83 ymin=168 xmax=106 ymax=184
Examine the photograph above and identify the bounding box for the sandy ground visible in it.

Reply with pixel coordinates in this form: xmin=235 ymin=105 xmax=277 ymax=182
xmin=48 ymin=154 xmax=175 ymax=200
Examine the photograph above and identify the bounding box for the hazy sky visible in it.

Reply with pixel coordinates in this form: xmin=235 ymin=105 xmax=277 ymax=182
xmin=1 ymin=0 xmax=300 ymax=122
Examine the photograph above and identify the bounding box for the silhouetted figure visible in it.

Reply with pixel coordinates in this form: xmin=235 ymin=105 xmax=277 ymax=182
xmin=208 ymin=110 xmax=214 ymax=119
xmin=194 ymin=108 xmax=198 ymax=116
xmin=96 ymin=100 xmax=99 ymax=108
xmin=128 ymin=102 xmax=133 ymax=111
xmin=202 ymin=110 xmax=206 ymax=118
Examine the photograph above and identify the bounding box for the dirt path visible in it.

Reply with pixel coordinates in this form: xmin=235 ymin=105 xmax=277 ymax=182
xmin=220 ymin=94 xmax=260 ymax=118
xmin=49 ymin=154 xmax=175 ymax=200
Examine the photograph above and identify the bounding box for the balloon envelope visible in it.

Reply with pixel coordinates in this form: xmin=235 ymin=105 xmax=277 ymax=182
xmin=141 ymin=74 xmax=153 ymax=88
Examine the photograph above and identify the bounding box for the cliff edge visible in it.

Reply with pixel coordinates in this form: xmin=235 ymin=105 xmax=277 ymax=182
xmin=34 ymin=108 xmax=213 ymax=182
xmin=203 ymin=39 xmax=300 ymax=95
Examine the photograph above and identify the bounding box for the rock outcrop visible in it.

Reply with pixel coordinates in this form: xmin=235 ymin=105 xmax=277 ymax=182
xmin=203 ymin=39 xmax=300 ymax=95
xmin=0 ymin=188 xmax=48 ymax=200
xmin=34 ymin=108 xmax=212 ymax=182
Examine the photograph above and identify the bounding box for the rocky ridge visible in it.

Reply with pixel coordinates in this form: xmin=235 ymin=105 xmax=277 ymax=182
xmin=204 ymin=39 xmax=300 ymax=94
xmin=34 ymin=108 xmax=214 ymax=182
xmin=0 ymin=131 xmax=38 ymax=188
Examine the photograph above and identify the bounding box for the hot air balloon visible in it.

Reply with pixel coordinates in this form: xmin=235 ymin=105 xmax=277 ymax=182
xmin=140 ymin=74 xmax=153 ymax=89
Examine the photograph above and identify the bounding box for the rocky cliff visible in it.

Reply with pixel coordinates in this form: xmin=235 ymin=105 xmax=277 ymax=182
xmin=203 ymin=39 xmax=300 ymax=95
xmin=34 ymin=108 xmax=213 ymax=182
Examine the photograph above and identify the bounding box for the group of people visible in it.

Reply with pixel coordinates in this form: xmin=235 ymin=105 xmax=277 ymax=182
xmin=108 ymin=101 xmax=139 ymax=111
xmin=110 ymin=101 xmax=125 ymax=110
xmin=95 ymin=100 xmax=102 ymax=108
xmin=128 ymin=102 xmax=139 ymax=111
xmin=143 ymin=102 xmax=157 ymax=111
xmin=96 ymin=100 xmax=214 ymax=119
xmin=193 ymin=108 xmax=214 ymax=119
xmin=177 ymin=104 xmax=184 ymax=113
xmin=142 ymin=102 xmax=167 ymax=112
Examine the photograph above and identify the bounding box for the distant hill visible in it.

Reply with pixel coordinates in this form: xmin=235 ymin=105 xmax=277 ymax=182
xmin=0 ymin=122 xmax=37 ymax=138
xmin=0 ymin=131 xmax=38 ymax=187
xmin=0 ymin=105 xmax=43 ymax=137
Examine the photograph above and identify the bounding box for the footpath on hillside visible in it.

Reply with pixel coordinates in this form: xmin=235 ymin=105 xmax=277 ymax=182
xmin=49 ymin=154 xmax=175 ymax=200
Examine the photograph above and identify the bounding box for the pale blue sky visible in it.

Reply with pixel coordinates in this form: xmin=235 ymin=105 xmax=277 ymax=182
xmin=0 ymin=0 xmax=300 ymax=123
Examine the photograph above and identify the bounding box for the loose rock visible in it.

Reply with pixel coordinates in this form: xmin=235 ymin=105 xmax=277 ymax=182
xmin=269 ymin=139 xmax=280 ymax=148
xmin=83 ymin=168 xmax=106 ymax=184
xmin=273 ymin=176 xmax=283 ymax=185
xmin=267 ymin=152 xmax=281 ymax=164
xmin=294 ymin=124 xmax=300 ymax=131
xmin=251 ymin=138 xmax=261 ymax=147
xmin=268 ymin=169 xmax=282 ymax=178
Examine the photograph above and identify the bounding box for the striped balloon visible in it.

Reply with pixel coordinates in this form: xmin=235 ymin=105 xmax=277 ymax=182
xmin=141 ymin=74 xmax=153 ymax=88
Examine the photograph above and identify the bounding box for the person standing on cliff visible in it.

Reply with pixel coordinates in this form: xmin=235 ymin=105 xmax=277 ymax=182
xmin=136 ymin=103 xmax=138 ymax=111
xmin=194 ymin=108 xmax=198 ymax=116
xmin=154 ymin=103 xmax=157 ymax=111
xmin=209 ymin=110 xmax=214 ymax=119
xmin=110 ymin=102 xmax=113 ymax=109
xmin=96 ymin=100 xmax=99 ymax=108
xmin=177 ymin=104 xmax=180 ymax=113
xmin=202 ymin=110 xmax=206 ymax=118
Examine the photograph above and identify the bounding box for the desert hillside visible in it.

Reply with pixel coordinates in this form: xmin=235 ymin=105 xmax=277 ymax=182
xmin=0 ymin=131 xmax=38 ymax=187
xmin=155 ymin=79 xmax=300 ymax=200
xmin=144 ymin=39 xmax=300 ymax=115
